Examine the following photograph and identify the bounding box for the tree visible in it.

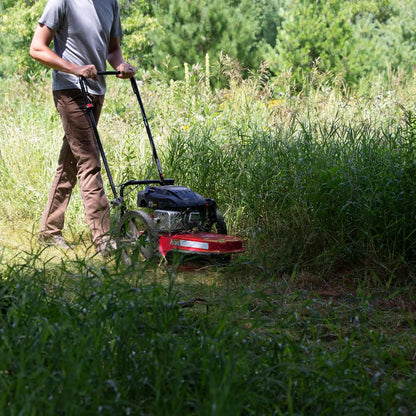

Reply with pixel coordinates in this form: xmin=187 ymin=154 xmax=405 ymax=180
xmin=118 ymin=0 xmax=159 ymax=70
xmin=264 ymin=0 xmax=399 ymax=87
xmin=148 ymin=0 xmax=263 ymax=80
xmin=0 ymin=0 xmax=47 ymax=77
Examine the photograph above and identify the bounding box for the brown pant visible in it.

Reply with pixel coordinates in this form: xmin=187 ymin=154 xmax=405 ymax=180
xmin=39 ymin=89 xmax=110 ymax=244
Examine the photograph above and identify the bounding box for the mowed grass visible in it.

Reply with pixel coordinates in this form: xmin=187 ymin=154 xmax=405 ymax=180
xmin=1 ymin=69 xmax=416 ymax=414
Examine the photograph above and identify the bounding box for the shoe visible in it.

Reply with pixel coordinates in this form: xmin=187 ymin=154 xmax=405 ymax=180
xmin=96 ymin=238 xmax=117 ymax=258
xmin=38 ymin=235 xmax=73 ymax=250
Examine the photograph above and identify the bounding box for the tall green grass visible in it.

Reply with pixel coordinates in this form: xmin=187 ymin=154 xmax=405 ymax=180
xmin=164 ymin=117 xmax=416 ymax=278
xmin=1 ymin=251 xmax=415 ymax=415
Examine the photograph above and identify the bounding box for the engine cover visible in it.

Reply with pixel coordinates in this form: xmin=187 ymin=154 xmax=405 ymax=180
xmin=137 ymin=185 xmax=210 ymax=210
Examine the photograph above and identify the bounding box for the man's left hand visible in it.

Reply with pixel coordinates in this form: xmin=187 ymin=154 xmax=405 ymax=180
xmin=116 ymin=63 xmax=136 ymax=79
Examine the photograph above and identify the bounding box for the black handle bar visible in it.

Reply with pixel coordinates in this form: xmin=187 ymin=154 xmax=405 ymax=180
xmin=97 ymin=71 xmax=120 ymax=76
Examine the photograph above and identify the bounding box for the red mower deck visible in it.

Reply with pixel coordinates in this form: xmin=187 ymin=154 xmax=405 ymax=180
xmin=158 ymin=232 xmax=245 ymax=256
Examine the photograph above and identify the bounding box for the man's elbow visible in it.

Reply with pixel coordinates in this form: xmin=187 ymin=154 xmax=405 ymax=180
xmin=29 ymin=24 xmax=54 ymax=61
xmin=29 ymin=43 xmax=41 ymax=61
xmin=29 ymin=46 xmax=36 ymax=60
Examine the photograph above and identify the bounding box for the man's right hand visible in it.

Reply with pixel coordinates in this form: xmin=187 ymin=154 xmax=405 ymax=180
xmin=76 ymin=65 xmax=98 ymax=80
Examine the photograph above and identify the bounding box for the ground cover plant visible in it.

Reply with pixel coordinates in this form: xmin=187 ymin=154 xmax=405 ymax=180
xmin=1 ymin=62 xmax=416 ymax=414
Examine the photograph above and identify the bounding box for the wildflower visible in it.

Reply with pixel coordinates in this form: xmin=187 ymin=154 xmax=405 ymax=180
xmin=270 ymin=99 xmax=284 ymax=108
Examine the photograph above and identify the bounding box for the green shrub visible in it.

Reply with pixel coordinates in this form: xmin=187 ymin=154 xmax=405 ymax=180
xmin=149 ymin=0 xmax=262 ymax=82
xmin=265 ymin=0 xmax=406 ymax=87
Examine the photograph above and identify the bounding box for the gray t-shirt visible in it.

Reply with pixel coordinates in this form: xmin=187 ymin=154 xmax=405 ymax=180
xmin=39 ymin=0 xmax=123 ymax=95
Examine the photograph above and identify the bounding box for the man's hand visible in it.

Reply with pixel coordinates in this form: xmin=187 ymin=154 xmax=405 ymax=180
xmin=76 ymin=65 xmax=98 ymax=80
xmin=115 ymin=62 xmax=136 ymax=79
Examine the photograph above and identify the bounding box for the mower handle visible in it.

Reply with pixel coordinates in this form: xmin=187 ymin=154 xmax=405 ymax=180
xmin=97 ymin=71 xmax=120 ymax=76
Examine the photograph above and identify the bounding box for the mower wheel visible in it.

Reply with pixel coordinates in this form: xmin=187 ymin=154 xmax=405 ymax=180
xmin=205 ymin=209 xmax=231 ymax=265
xmin=114 ymin=210 xmax=159 ymax=266
xmin=205 ymin=209 xmax=227 ymax=235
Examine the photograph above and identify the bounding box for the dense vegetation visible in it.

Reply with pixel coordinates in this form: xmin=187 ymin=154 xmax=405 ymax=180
xmin=1 ymin=0 xmax=416 ymax=414
xmin=1 ymin=256 xmax=415 ymax=415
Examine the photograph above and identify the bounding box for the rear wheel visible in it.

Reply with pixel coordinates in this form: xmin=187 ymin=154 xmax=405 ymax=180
xmin=114 ymin=210 xmax=159 ymax=266
xmin=205 ymin=209 xmax=227 ymax=234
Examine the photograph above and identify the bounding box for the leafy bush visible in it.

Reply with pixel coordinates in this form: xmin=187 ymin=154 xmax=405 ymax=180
xmin=118 ymin=0 xmax=158 ymax=70
xmin=0 ymin=0 xmax=47 ymax=77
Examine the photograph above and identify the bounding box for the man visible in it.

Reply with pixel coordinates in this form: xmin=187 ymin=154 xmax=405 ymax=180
xmin=30 ymin=0 xmax=136 ymax=256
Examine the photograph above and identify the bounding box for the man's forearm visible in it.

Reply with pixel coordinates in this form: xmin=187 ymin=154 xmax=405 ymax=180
xmin=107 ymin=47 xmax=125 ymax=70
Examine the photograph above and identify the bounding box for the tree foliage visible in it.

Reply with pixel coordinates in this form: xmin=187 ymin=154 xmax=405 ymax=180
xmin=147 ymin=0 xmax=263 ymax=80
xmin=264 ymin=0 xmax=401 ymax=85
xmin=0 ymin=0 xmax=47 ymax=76
xmin=118 ymin=0 xmax=159 ymax=69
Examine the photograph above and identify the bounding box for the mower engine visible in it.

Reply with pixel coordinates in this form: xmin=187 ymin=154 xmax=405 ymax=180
xmin=137 ymin=185 xmax=217 ymax=233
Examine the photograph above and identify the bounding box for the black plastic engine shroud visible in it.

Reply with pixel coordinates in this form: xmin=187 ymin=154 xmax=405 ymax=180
xmin=137 ymin=185 xmax=215 ymax=211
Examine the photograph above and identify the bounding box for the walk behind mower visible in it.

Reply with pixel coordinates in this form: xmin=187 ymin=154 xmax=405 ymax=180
xmin=80 ymin=72 xmax=245 ymax=265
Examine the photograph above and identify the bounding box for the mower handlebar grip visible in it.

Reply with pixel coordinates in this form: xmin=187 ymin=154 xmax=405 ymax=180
xmin=97 ymin=71 xmax=120 ymax=76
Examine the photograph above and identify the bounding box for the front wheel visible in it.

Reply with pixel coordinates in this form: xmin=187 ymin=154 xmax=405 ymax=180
xmin=114 ymin=210 xmax=159 ymax=266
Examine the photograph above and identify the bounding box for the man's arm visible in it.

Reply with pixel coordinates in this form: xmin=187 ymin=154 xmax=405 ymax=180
xmin=107 ymin=37 xmax=136 ymax=79
xmin=30 ymin=23 xmax=98 ymax=79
